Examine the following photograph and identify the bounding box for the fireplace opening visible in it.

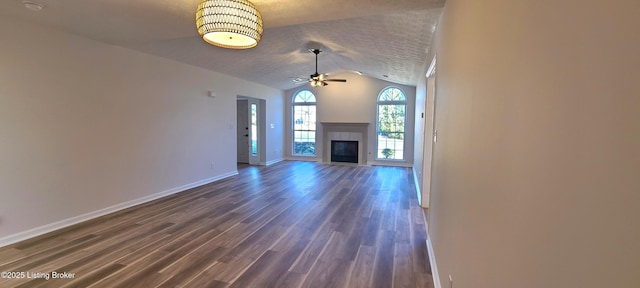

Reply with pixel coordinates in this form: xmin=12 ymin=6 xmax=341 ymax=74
xmin=331 ymin=140 xmax=358 ymax=163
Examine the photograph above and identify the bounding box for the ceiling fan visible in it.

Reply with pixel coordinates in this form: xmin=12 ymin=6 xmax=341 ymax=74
xmin=308 ymin=49 xmax=347 ymax=87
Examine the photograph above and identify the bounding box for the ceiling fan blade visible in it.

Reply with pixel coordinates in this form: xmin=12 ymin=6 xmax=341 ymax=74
xmin=324 ymin=79 xmax=347 ymax=82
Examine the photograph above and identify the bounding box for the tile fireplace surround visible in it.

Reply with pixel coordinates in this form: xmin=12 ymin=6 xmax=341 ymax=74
xmin=320 ymin=122 xmax=369 ymax=165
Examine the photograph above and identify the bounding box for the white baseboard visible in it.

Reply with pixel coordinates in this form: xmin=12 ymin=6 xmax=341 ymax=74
xmin=285 ymin=156 xmax=321 ymax=162
xmin=0 ymin=171 xmax=238 ymax=248
xmin=427 ymin=237 xmax=442 ymax=288
xmin=367 ymin=160 xmax=413 ymax=168
xmin=265 ymin=158 xmax=284 ymax=166
xmin=412 ymin=167 xmax=422 ymax=206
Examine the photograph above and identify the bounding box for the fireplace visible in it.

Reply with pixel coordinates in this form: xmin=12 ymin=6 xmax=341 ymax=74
xmin=331 ymin=141 xmax=358 ymax=163
xmin=321 ymin=122 xmax=369 ymax=165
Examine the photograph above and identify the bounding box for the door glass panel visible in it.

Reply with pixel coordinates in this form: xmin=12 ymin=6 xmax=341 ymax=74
xmin=251 ymin=103 xmax=258 ymax=156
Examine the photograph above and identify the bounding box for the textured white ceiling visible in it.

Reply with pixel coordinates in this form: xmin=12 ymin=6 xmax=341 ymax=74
xmin=0 ymin=0 xmax=444 ymax=90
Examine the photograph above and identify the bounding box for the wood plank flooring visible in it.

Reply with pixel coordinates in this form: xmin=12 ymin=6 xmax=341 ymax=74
xmin=0 ymin=161 xmax=433 ymax=288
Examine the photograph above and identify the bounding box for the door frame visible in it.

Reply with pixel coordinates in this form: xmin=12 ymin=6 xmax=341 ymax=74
xmin=422 ymin=56 xmax=437 ymax=208
xmin=236 ymin=96 xmax=266 ymax=165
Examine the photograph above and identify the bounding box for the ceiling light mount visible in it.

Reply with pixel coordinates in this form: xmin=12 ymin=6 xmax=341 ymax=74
xmin=196 ymin=0 xmax=263 ymax=49
xmin=22 ymin=1 xmax=44 ymax=11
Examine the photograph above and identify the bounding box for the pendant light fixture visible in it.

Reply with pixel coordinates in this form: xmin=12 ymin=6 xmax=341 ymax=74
xmin=196 ymin=0 xmax=263 ymax=49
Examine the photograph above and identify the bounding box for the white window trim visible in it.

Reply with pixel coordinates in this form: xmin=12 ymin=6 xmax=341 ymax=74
xmin=292 ymin=90 xmax=317 ymax=157
xmin=375 ymin=87 xmax=407 ymax=161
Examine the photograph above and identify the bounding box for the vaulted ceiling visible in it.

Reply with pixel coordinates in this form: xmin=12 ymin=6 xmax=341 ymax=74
xmin=0 ymin=0 xmax=444 ymax=90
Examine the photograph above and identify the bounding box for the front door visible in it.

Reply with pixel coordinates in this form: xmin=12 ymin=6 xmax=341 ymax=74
xmin=237 ymin=100 xmax=249 ymax=163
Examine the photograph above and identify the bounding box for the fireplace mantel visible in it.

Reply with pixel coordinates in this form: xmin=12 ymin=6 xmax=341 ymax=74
xmin=320 ymin=122 xmax=370 ymax=165
xmin=320 ymin=122 xmax=369 ymax=126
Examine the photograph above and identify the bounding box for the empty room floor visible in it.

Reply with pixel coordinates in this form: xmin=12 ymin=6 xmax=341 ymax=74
xmin=0 ymin=161 xmax=433 ymax=288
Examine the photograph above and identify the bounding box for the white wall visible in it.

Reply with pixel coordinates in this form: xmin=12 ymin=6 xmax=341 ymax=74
xmin=0 ymin=16 xmax=284 ymax=244
xmin=284 ymin=73 xmax=416 ymax=166
xmin=429 ymin=0 xmax=640 ymax=287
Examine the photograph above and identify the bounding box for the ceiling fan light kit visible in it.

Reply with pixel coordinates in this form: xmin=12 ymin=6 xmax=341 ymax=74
xmin=196 ymin=0 xmax=263 ymax=49
xmin=310 ymin=78 xmax=327 ymax=87
xmin=22 ymin=1 xmax=44 ymax=11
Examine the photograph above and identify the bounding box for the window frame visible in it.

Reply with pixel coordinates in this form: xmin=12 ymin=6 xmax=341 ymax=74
xmin=375 ymin=87 xmax=407 ymax=161
xmin=292 ymin=90 xmax=317 ymax=156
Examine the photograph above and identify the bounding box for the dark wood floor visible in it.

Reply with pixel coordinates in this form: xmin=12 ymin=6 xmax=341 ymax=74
xmin=0 ymin=161 xmax=433 ymax=288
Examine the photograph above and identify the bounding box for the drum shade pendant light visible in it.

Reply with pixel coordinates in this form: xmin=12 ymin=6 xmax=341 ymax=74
xmin=196 ymin=0 xmax=263 ymax=49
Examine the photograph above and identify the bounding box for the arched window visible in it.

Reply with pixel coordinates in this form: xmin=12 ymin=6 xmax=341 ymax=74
xmin=376 ymin=87 xmax=406 ymax=160
xmin=292 ymin=90 xmax=317 ymax=156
